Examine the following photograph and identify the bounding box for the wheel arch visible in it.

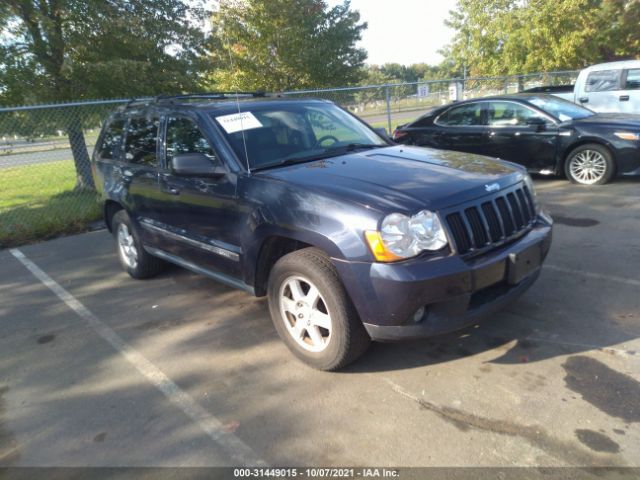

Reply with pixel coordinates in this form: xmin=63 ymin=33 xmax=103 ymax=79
xmin=103 ymin=200 xmax=124 ymax=233
xmin=248 ymin=229 xmax=344 ymax=297
xmin=560 ymin=138 xmax=615 ymax=171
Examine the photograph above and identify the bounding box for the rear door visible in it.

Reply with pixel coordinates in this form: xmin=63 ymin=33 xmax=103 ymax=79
xmin=485 ymin=101 xmax=559 ymax=171
xmin=621 ymin=68 xmax=640 ymax=113
xmin=432 ymin=102 xmax=491 ymax=156
xmin=150 ymin=114 xmax=241 ymax=277
xmin=579 ymin=69 xmax=624 ymax=112
xmin=121 ymin=113 xmax=164 ymax=237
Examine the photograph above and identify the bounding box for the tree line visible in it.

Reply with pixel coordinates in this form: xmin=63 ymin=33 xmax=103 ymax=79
xmin=1 ymin=0 xmax=638 ymax=187
xmin=3 ymin=0 xmax=638 ymax=107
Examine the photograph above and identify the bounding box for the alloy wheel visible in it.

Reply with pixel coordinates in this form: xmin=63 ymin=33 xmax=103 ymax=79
xmin=278 ymin=275 xmax=332 ymax=353
xmin=117 ymin=223 xmax=138 ymax=269
xmin=569 ymin=149 xmax=608 ymax=185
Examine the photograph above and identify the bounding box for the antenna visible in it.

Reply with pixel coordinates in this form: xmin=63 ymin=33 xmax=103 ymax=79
xmin=216 ymin=0 xmax=252 ymax=174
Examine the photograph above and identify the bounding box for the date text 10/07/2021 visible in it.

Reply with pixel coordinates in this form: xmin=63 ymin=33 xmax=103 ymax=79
xmin=233 ymin=468 xmax=400 ymax=478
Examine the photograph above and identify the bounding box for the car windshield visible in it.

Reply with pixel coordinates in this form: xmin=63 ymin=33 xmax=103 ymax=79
xmin=211 ymin=102 xmax=387 ymax=170
xmin=527 ymin=96 xmax=594 ymax=121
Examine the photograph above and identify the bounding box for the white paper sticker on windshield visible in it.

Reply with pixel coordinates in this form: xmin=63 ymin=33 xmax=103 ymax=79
xmin=215 ymin=111 xmax=263 ymax=134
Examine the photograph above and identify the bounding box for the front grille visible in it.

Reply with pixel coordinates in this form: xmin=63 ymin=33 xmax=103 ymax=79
xmin=445 ymin=184 xmax=536 ymax=256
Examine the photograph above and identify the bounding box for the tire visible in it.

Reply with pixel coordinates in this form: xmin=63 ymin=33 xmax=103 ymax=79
xmin=564 ymin=143 xmax=615 ymax=185
xmin=267 ymin=248 xmax=371 ymax=371
xmin=112 ymin=210 xmax=165 ymax=279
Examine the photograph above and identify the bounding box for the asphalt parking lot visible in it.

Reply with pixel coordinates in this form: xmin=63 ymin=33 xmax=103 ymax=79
xmin=0 ymin=178 xmax=639 ymax=469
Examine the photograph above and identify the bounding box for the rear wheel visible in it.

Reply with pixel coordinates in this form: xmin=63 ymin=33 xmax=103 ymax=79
xmin=565 ymin=144 xmax=615 ymax=185
xmin=112 ymin=210 xmax=165 ymax=279
xmin=267 ymin=248 xmax=370 ymax=371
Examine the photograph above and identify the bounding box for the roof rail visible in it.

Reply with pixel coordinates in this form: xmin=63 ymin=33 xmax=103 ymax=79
xmin=116 ymin=92 xmax=272 ymax=112
xmin=156 ymin=92 xmax=268 ymax=103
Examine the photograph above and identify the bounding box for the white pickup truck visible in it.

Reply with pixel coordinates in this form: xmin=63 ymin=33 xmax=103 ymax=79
xmin=525 ymin=60 xmax=640 ymax=113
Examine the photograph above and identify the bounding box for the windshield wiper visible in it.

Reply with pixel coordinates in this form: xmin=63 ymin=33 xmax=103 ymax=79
xmin=251 ymin=153 xmax=340 ymax=172
xmin=251 ymin=144 xmax=387 ymax=172
xmin=325 ymin=143 xmax=387 ymax=153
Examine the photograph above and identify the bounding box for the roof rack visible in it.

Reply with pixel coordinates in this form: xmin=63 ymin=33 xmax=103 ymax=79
xmin=156 ymin=92 xmax=268 ymax=103
xmin=118 ymin=91 xmax=275 ymax=112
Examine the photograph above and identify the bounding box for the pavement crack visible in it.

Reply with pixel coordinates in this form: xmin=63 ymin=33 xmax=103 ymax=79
xmin=381 ymin=377 xmax=625 ymax=466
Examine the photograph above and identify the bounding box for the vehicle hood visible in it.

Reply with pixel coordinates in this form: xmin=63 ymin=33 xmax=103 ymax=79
xmin=571 ymin=113 xmax=640 ymax=129
xmin=259 ymin=146 xmax=525 ymax=213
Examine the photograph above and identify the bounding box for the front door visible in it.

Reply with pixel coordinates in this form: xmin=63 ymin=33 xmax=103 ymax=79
xmin=485 ymin=101 xmax=559 ymax=172
xmin=149 ymin=115 xmax=241 ymax=278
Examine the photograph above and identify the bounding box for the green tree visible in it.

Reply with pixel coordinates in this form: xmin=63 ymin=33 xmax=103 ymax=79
xmin=208 ymin=0 xmax=367 ymax=91
xmin=0 ymin=0 xmax=210 ymax=188
xmin=442 ymin=0 xmax=640 ymax=77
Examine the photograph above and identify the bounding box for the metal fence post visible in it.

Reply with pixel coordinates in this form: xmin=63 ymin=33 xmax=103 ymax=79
xmin=385 ymin=86 xmax=392 ymax=134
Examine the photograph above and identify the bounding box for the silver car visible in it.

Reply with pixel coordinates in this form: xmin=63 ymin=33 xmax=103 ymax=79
xmin=572 ymin=60 xmax=640 ymax=113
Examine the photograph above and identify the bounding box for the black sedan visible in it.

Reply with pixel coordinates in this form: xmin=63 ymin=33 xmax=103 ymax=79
xmin=392 ymin=94 xmax=640 ymax=185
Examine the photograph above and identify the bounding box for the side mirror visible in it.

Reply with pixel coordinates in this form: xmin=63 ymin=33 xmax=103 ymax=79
xmin=526 ymin=117 xmax=547 ymax=131
xmin=374 ymin=127 xmax=392 ymax=141
xmin=171 ymin=153 xmax=226 ymax=178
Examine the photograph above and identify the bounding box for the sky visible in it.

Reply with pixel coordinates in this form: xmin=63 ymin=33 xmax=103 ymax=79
xmin=327 ymin=0 xmax=458 ymax=66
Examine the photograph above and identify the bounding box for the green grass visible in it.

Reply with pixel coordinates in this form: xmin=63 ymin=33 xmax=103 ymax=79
xmin=367 ymin=118 xmax=417 ymax=132
xmin=0 ymin=160 xmax=101 ymax=248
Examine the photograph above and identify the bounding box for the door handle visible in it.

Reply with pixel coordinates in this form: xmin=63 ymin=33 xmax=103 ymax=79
xmin=620 ymin=95 xmax=630 ymax=101
xmin=579 ymin=97 xmax=589 ymax=103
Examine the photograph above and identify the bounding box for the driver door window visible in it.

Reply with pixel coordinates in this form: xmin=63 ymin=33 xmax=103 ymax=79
xmin=165 ymin=117 xmax=217 ymax=169
xmin=486 ymin=102 xmax=548 ymax=127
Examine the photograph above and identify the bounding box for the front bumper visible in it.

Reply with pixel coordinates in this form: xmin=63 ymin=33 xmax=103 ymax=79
xmin=333 ymin=215 xmax=552 ymax=341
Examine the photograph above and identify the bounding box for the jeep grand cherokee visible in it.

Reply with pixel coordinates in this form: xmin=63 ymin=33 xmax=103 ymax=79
xmin=92 ymin=93 xmax=553 ymax=370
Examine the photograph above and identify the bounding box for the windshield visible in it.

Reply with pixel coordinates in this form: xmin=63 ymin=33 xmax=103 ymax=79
xmin=211 ymin=102 xmax=387 ymax=170
xmin=527 ymin=96 xmax=594 ymax=121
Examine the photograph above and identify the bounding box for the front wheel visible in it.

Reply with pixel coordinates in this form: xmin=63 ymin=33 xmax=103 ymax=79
xmin=564 ymin=144 xmax=615 ymax=185
xmin=267 ymin=248 xmax=370 ymax=371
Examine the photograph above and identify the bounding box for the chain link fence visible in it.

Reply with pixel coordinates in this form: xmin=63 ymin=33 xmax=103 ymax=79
xmin=0 ymin=70 xmax=578 ymax=248
xmin=282 ymin=70 xmax=579 ymax=133
xmin=0 ymin=99 xmax=129 ymax=248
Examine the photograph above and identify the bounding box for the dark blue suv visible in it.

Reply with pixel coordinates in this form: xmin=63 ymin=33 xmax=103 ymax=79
xmin=92 ymin=94 xmax=553 ymax=370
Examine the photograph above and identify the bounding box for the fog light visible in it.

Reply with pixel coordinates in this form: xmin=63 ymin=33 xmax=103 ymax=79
xmin=413 ymin=306 xmax=426 ymax=323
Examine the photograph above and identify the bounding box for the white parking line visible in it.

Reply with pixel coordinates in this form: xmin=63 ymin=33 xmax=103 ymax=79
xmin=545 ymin=264 xmax=640 ymax=288
xmin=9 ymin=248 xmax=268 ymax=467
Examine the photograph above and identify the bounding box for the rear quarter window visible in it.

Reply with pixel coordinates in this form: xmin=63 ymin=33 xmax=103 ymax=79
xmin=97 ymin=119 xmax=125 ymax=160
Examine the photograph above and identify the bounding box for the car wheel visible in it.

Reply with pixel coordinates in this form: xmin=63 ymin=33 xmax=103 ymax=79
xmin=564 ymin=144 xmax=615 ymax=185
xmin=267 ymin=248 xmax=371 ymax=371
xmin=112 ymin=210 xmax=165 ymax=279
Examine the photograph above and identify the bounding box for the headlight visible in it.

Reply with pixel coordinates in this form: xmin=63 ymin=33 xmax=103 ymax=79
xmin=365 ymin=210 xmax=448 ymax=262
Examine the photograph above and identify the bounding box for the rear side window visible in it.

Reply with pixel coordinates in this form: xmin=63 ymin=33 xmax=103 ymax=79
xmin=585 ymin=70 xmax=620 ymax=92
xmin=436 ymin=103 xmax=484 ymax=126
xmin=624 ymin=69 xmax=640 ymax=90
xmin=124 ymin=116 xmax=159 ymax=166
xmin=97 ymin=119 xmax=125 ymax=160
xmin=165 ymin=117 xmax=217 ymax=169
